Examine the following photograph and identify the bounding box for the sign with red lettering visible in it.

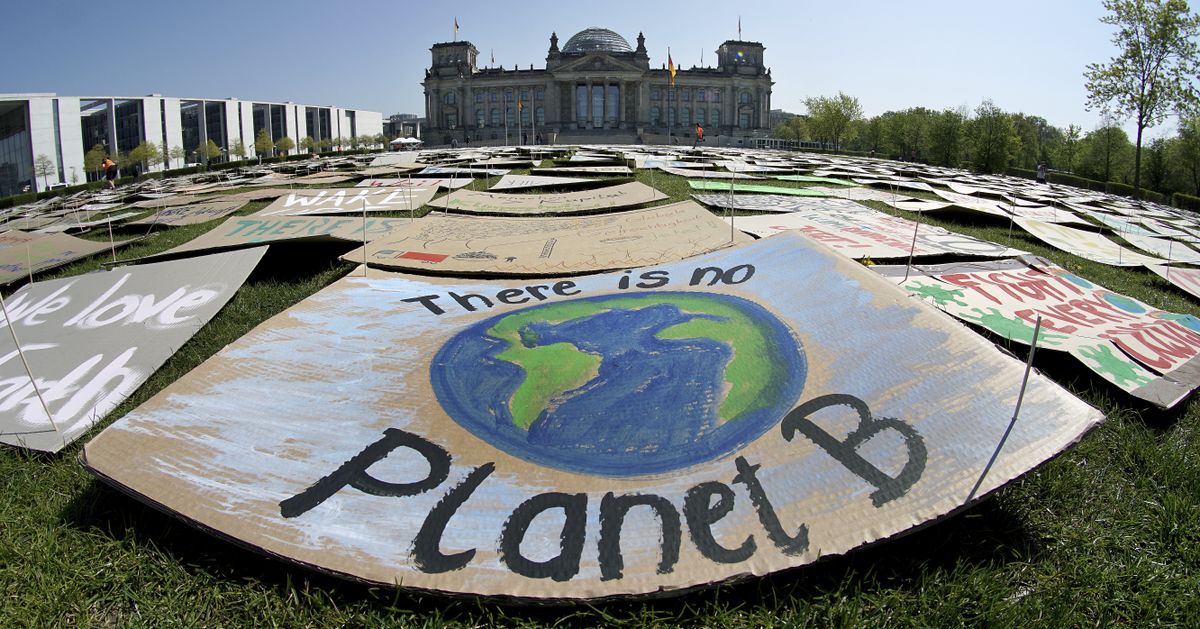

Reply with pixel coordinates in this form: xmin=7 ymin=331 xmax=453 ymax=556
xmin=0 ymin=247 xmax=265 ymax=451
xmin=83 ymin=235 xmax=1100 ymax=599
xmin=878 ymin=256 xmax=1200 ymax=408
xmin=726 ymin=207 xmax=1025 ymax=260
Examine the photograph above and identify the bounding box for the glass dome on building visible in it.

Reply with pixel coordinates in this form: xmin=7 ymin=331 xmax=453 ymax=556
xmin=562 ymin=27 xmax=633 ymax=54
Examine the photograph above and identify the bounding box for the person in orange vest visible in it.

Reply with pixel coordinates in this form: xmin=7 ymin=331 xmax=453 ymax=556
xmin=694 ymin=122 xmax=705 ymax=148
xmin=101 ymin=156 xmax=118 ymax=189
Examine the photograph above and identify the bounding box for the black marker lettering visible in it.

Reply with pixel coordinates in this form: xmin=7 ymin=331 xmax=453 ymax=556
xmin=499 ymin=492 xmax=587 ymax=582
xmin=598 ymin=492 xmax=681 ymax=581
xmin=684 ymin=481 xmax=755 ymax=564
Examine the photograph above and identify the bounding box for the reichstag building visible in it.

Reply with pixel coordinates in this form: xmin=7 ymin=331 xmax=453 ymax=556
xmin=422 ymin=27 xmax=773 ymax=144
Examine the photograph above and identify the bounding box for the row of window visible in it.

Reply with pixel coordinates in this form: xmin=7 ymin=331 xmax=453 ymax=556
xmin=445 ymin=88 xmax=547 ymax=105
xmin=442 ymin=106 xmax=546 ymax=129
xmin=650 ymin=87 xmax=754 ymax=104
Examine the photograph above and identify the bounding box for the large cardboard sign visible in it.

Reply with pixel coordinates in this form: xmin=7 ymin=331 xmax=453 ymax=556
xmin=661 ymin=167 xmax=760 ymax=179
xmin=0 ymin=232 xmax=121 ymax=285
xmin=339 ymin=201 xmax=751 ymax=275
xmin=256 ymin=188 xmax=438 ymax=217
xmin=1014 ymin=218 xmax=1165 ymax=266
xmin=0 ymin=247 xmax=265 ymax=451
xmin=694 ymin=194 xmax=865 ymax=213
xmin=427 ymin=182 xmax=668 ymax=215
xmin=1121 ymin=233 xmax=1200 ymax=263
xmin=530 ymin=166 xmax=634 ymax=176
xmin=726 ymin=208 xmax=1025 ymax=260
xmin=355 ymin=178 xmax=471 ymax=190
xmin=82 ymin=234 xmax=1100 ymax=599
xmin=488 ymin=175 xmax=600 ymax=191
xmin=879 ymin=256 xmax=1200 ymax=408
xmin=154 ymin=216 xmax=419 ymax=258
xmin=128 ymin=200 xmax=247 ymax=227
xmin=688 ymin=181 xmax=829 ymax=197
xmin=1148 ymin=265 xmax=1200 ymax=302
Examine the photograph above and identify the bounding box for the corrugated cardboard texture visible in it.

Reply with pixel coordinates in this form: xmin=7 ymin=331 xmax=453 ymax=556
xmin=1 ymin=247 xmax=265 ymax=451
xmin=339 ymin=201 xmax=751 ymax=275
xmin=84 ymin=234 xmax=1101 ymax=600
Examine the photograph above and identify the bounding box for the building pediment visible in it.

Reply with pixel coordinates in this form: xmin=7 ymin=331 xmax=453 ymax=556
xmin=551 ymin=53 xmax=645 ymax=77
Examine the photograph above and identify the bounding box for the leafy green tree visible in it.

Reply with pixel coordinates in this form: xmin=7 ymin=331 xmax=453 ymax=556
xmin=128 ymin=141 xmax=159 ymax=174
xmin=334 ymin=136 xmax=347 ymax=152
xmin=1055 ymin=124 xmax=1083 ymax=172
xmin=858 ymin=117 xmax=883 ymax=153
xmin=804 ymin=92 xmax=863 ymax=151
xmin=772 ymin=116 xmax=807 ymax=145
xmin=169 ymin=145 xmax=185 ymax=169
xmin=275 ymin=136 xmax=295 ymax=156
xmin=965 ymin=100 xmax=1020 ymax=174
xmin=33 ymin=154 xmax=55 ymax=188
xmin=300 ymin=136 xmax=317 ymax=154
xmin=230 ymin=139 xmax=247 ymax=162
xmin=927 ymin=108 xmax=966 ymax=167
xmin=1080 ymin=122 xmax=1134 ymax=182
xmin=145 ymin=141 xmax=163 ymax=171
xmin=1144 ymin=136 xmax=1172 ymax=192
xmin=374 ymin=133 xmax=387 ymax=148
xmin=1085 ymin=0 xmax=1200 ymax=197
xmin=880 ymin=108 xmax=933 ymax=160
xmin=1173 ymin=115 xmax=1200 ymax=193
xmin=195 ymin=139 xmax=222 ymax=166
xmin=318 ymin=138 xmax=333 ymax=152
xmin=84 ymin=143 xmax=107 ymax=179
xmin=254 ymin=129 xmax=274 ymax=163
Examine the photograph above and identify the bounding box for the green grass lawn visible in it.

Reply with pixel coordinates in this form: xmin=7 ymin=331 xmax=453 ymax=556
xmin=2 ymin=164 xmax=1199 ymax=625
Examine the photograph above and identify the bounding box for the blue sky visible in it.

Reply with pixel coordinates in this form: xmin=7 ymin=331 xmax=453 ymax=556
xmin=1 ymin=0 xmax=1171 ymax=137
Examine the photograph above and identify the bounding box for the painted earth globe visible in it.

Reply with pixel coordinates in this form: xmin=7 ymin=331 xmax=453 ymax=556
xmin=431 ymin=292 xmax=807 ymax=476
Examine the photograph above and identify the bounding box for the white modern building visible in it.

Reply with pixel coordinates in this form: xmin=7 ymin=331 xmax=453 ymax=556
xmin=0 ymin=93 xmax=384 ymax=196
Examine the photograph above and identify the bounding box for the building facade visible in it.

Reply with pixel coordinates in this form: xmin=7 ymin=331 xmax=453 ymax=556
xmin=422 ymin=27 xmax=773 ymax=145
xmin=0 ymin=93 xmax=384 ymax=196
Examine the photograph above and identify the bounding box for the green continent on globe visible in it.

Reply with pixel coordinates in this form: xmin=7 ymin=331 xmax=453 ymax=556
xmin=485 ymin=294 xmax=784 ymax=430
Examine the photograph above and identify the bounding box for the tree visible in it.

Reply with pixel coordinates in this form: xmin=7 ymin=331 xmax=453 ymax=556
xmin=804 ymin=92 xmax=863 ymax=151
xmin=84 ymin=143 xmax=106 ymax=180
xmin=195 ymin=139 xmax=222 ymax=167
xmin=33 ymin=154 xmax=55 ymax=189
xmin=1085 ymin=0 xmax=1200 ymax=198
xmin=254 ymin=129 xmax=274 ymax=163
xmin=128 ymin=141 xmax=159 ymax=174
xmin=772 ymin=116 xmax=807 ymax=145
xmin=1144 ymin=136 xmax=1172 ymax=191
xmin=927 ymin=108 xmax=966 ymax=167
xmin=145 ymin=141 xmax=163 ymax=172
xmin=275 ymin=136 xmax=295 ymax=156
xmin=334 ymin=136 xmax=347 ymax=152
xmin=1080 ymin=121 xmax=1134 ymax=182
xmin=230 ymin=139 xmax=247 ymax=162
xmin=169 ymin=145 xmax=185 ymax=169
xmin=1055 ymin=124 xmax=1084 ymax=172
xmin=318 ymin=138 xmax=333 ymax=152
xmin=1173 ymin=115 xmax=1200 ymax=193
xmin=965 ymin=100 xmax=1020 ymax=174
xmin=300 ymin=136 xmax=317 ymax=154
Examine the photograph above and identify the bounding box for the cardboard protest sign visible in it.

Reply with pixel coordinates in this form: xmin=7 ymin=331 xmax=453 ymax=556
xmin=1014 ymin=218 xmax=1165 ymax=266
xmin=688 ymin=181 xmax=830 ymax=197
xmin=1148 ymin=265 xmax=1200 ymax=301
xmin=1120 ymin=233 xmax=1200 ymax=263
xmin=693 ymin=194 xmax=865 ymax=213
xmin=773 ymin=175 xmax=856 ymax=186
xmin=152 ymin=216 xmax=419 ymax=259
xmin=530 ymin=166 xmax=634 ymax=176
xmin=417 ymin=166 xmax=509 ymax=178
xmin=355 ymin=178 xmax=472 ymax=190
xmin=487 ymin=175 xmax=600 ymax=191
xmin=340 ymin=201 xmax=751 ymax=275
xmin=82 ymin=233 xmax=1100 ymax=600
xmin=128 ymin=200 xmax=247 ymax=227
xmin=661 ymin=167 xmax=761 ymax=179
xmin=725 ymin=207 xmax=1025 ymax=260
xmin=810 ymin=186 xmax=916 ymax=202
xmin=427 ymin=182 xmax=668 ymax=215
xmin=878 ymin=256 xmax=1200 ymax=408
xmin=0 ymin=232 xmax=124 ymax=285
xmin=0 ymin=247 xmax=265 ymax=451
xmin=256 ymin=188 xmax=438 ymax=217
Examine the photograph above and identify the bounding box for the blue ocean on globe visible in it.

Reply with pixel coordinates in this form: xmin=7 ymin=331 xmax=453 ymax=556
xmin=430 ymin=292 xmax=807 ymax=476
